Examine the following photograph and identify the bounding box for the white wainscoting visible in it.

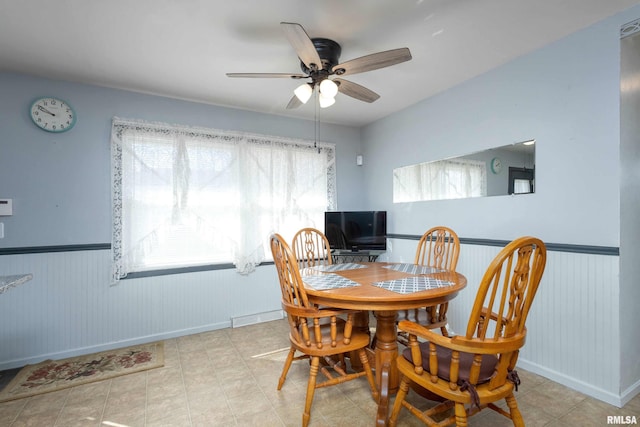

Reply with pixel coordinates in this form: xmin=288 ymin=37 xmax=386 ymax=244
xmin=385 ymin=238 xmax=622 ymax=407
xmin=0 ymin=249 xmax=282 ymax=370
xmin=0 ymin=242 xmax=623 ymax=406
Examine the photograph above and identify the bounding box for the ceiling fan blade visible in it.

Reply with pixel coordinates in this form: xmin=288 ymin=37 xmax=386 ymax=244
xmin=226 ymin=73 xmax=306 ymax=79
xmin=334 ymin=78 xmax=380 ymax=103
xmin=332 ymin=48 xmax=412 ymax=76
xmin=280 ymin=22 xmax=322 ymax=71
xmin=286 ymin=94 xmax=303 ymax=109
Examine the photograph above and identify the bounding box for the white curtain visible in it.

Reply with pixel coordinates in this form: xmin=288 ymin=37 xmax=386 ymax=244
xmin=393 ymin=158 xmax=487 ymax=202
xmin=111 ymin=118 xmax=336 ymax=283
xmin=514 ymin=179 xmax=532 ymax=194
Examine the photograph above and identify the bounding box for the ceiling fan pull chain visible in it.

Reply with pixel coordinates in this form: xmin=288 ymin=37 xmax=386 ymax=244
xmin=314 ymin=88 xmax=322 ymax=153
xmin=314 ymin=86 xmax=319 ymax=149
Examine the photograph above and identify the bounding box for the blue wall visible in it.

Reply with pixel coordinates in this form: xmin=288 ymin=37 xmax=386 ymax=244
xmin=361 ymin=10 xmax=630 ymax=248
xmin=0 ymin=73 xmax=364 ymax=248
xmin=360 ymin=4 xmax=640 ymax=402
xmin=0 ymin=72 xmax=365 ymax=372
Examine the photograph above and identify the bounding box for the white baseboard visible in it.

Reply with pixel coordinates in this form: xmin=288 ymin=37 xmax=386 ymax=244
xmin=621 ymin=377 xmax=640 ymax=407
xmin=1 ymin=312 xmax=288 ymax=371
xmin=0 ymin=320 xmax=232 ymax=371
xmin=517 ymin=359 xmax=625 ymax=408
xmin=231 ymin=309 xmax=284 ymax=328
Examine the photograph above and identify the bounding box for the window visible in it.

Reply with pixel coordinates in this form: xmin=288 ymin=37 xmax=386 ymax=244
xmin=393 ymin=158 xmax=487 ymax=202
xmin=508 ymin=167 xmax=535 ymax=194
xmin=110 ymin=118 xmax=336 ymax=282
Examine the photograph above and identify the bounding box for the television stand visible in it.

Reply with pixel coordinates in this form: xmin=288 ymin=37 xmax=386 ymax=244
xmin=331 ymin=249 xmax=384 ymax=264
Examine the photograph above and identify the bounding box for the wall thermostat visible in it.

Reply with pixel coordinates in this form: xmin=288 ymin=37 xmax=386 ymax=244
xmin=0 ymin=199 xmax=13 ymax=216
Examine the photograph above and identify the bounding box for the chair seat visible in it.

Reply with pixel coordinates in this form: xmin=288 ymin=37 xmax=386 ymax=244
xmin=402 ymin=341 xmax=498 ymax=384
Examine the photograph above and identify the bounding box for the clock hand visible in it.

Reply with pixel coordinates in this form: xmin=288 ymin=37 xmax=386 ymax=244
xmin=38 ymin=105 xmax=56 ymax=116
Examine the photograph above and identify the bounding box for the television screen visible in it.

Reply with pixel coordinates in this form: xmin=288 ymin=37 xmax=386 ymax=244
xmin=324 ymin=211 xmax=387 ymax=251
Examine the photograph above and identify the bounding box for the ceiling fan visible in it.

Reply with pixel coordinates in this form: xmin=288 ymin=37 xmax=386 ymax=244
xmin=226 ymin=22 xmax=412 ymax=109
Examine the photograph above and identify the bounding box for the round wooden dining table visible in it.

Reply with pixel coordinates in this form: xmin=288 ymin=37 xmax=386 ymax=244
xmin=300 ymin=262 xmax=467 ymax=427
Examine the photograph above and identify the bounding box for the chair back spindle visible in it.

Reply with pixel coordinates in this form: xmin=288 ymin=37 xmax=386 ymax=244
xmin=292 ymin=227 xmax=333 ymax=269
xmin=414 ymin=226 xmax=460 ymax=270
xmin=395 ymin=226 xmax=460 ymax=342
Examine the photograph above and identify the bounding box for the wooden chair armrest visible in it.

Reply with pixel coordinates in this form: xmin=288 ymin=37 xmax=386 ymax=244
xmin=282 ymin=301 xmax=351 ymax=319
xmin=316 ymin=307 xmax=360 ymax=318
xmin=282 ymin=301 xmax=320 ymax=317
xmin=451 ymin=334 xmax=526 ymax=354
xmin=398 ymin=320 xmax=451 ymax=346
xmin=398 ymin=320 xmax=526 ymax=354
xmin=399 ymin=320 xmax=527 ymax=388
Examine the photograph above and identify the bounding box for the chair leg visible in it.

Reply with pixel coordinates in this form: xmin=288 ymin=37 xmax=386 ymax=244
xmin=278 ymin=346 xmax=296 ymax=390
xmin=454 ymin=402 xmax=468 ymax=427
xmin=358 ymin=348 xmax=379 ymax=401
xmin=302 ymin=356 xmax=320 ymax=427
xmin=388 ymin=376 xmax=410 ymax=427
xmin=505 ymin=393 xmax=525 ymax=427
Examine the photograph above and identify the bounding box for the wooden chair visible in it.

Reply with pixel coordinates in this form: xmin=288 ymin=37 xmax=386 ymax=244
xmin=389 ymin=236 xmax=547 ymax=427
xmin=291 ymin=227 xmax=333 ymax=269
xmin=397 ymin=226 xmax=461 ymax=340
xmin=270 ymin=233 xmax=379 ymax=427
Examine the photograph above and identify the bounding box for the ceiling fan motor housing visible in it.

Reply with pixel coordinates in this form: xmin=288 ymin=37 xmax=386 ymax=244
xmin=300 ymin=38 xmax=342 ymax=80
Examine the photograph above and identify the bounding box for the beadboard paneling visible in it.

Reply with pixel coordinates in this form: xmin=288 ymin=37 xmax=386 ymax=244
xmin=0 ymin=250 xmax=281 ymax=369
xmin=0 ymin=241 xmax=623 ymax=406
xmin=386 ymin=239 xmax=622 ymax=406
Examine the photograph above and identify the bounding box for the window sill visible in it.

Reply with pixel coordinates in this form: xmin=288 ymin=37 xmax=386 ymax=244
xmin=122 ymin=261 xmax=274 ymax=279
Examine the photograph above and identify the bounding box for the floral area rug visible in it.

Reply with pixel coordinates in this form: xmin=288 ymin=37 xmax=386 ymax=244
xmin=0 ymin=342 xmax=164 ymax=402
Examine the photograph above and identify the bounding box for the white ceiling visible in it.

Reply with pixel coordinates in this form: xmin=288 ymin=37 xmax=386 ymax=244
xmin=1 ymin=0 xmax=638 ymax=127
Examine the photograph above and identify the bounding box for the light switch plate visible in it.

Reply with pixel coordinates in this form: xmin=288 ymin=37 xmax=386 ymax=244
xmin=0 ymin=223 xmax=4 ymax=239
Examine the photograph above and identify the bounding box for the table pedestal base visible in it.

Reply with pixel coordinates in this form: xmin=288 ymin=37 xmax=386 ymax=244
xmin=373 ymin=310 xmax=399 ymax=426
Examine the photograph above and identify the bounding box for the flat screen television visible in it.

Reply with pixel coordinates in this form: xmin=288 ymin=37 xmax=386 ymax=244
xmin=324 ymin=211 xmax=387 ymax=251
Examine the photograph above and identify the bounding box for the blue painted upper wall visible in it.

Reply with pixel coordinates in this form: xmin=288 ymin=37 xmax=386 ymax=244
xmin=0 ymin=74 xmax=363 ymax=248
xmin=3 ymin=4 xmax=639 ymax=249
xmin=360 ymin=5 xmax=640 ymax=248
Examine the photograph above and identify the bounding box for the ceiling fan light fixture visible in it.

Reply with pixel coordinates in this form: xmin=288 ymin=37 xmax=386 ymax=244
xmin=319 ymin=79 xmax=338 ymax=98
xmin=319 ymin=93 xmax=335 ymax=108
xmin=294 ymin=83 xmax=313 ymax=103
xmin=227 ymin=23 xmax=412 ymax=110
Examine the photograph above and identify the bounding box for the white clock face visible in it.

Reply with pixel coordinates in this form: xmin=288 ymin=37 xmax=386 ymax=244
xmin=30 ymin=97 xmax=76 ymax=132
xmin=491 ymin=157 xmax=502 ymax=174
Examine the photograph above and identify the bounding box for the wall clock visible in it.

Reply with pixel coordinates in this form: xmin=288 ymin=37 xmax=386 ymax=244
xmin=490 ymin=157 xmax=503 ymax=174
xmin=29 ymin=97 xmax=76 ymax=132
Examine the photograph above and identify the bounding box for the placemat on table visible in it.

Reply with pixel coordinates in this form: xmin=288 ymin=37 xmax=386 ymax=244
xmin=301 ymin=274 xmax=361 ymax=290
xmin=382 ymin=264 xmax=444 ymax=275
xmin=310 ymin=262 xmax=367 ymax=272
xmin=373 ymin=276 xmax=454 ymax=294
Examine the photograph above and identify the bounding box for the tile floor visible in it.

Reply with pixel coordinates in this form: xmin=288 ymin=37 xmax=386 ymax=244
xmin=0 ymin=318 xmax=638 ymax=426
